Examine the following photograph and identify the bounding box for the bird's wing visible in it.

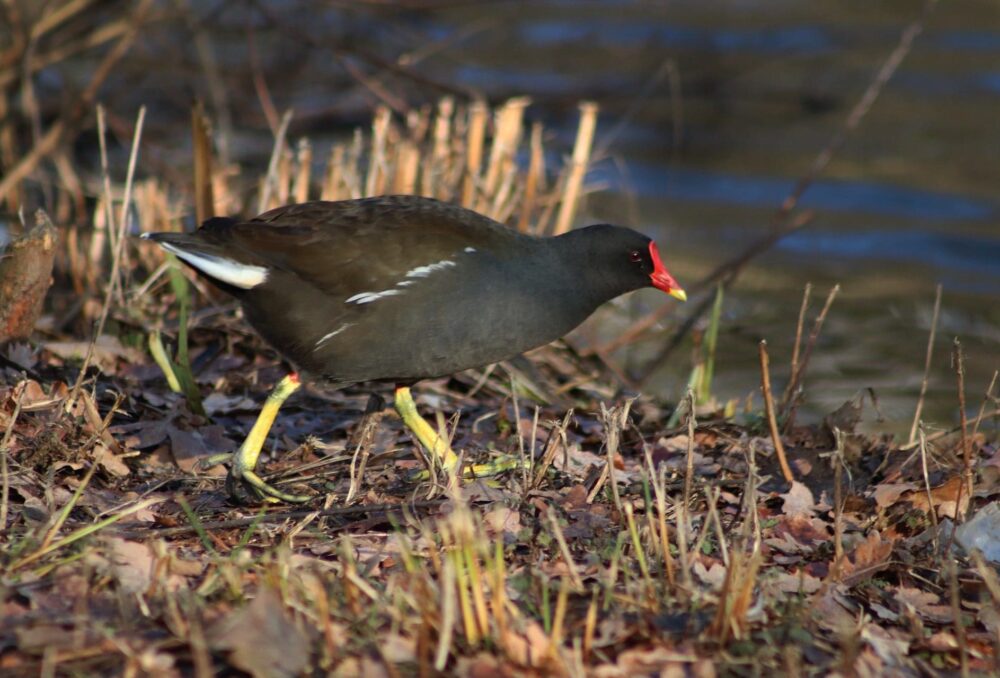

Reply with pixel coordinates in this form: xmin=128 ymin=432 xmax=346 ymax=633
xmin=206 ymin=197 xmax=515 ymax=298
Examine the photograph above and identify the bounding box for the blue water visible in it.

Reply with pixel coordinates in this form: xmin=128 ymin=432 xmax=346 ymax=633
xmin=589 ymin=163 xmax=999 ymax=222
xmin=520 ymin=22 xmax=836 ymax=54
xmin=777 ymin=231 xmax=1000 ymax=292
xmin=516 ymin=19 xmax=1000 ymax=55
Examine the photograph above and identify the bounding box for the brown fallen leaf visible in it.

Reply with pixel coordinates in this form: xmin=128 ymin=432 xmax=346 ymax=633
xmin=500 ymin=619 xmax=559 ymax=671
xmin=98 ymin=537 xmax=155 ymax=594
xmin=872 ymin=482 xmax=919 ymax=509
xmin=980 ymin=447 xmax=1000 ymax=488
xmin=780 ymin=480 xmax=817 ymax=518
xmin=454 ymin=652 xmax=510 ymax=678
xmin=167 ymin=424 xmax=232 ymax=474
xmin=893 ymin=586 xmax=953 ymax=624
xmin=208 ymin=587 xmax=310 ymax=678
xmin=835 ymin=531 xmax=895 ymax=586
xmin=926 ymin=631 xmax=959 ymax=652
xmin=811 ymin=587 xmax=859 ymax=632
xmin=859 ymin=623 xmax=911 ymax=670
xmin=605 ymin=646 xmax=708 ymax=678
xmin=483 ymin=505 xmax=522 ymax=539
xmin=901 ymin=475 xmax=969 ymax=519
xmin=44 ymin=335 xmax=142 ymax=373
xmin=93 ymin=443 xmax=130 ymax=477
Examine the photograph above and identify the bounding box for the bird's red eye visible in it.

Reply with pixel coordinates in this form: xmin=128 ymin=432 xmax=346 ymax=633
xmin=629 ymin=250 xmax=642 ymax=263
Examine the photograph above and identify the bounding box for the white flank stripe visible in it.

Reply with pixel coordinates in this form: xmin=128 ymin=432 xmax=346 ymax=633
xmin=405 ymin=259 xmax=456 ymax=278
xmin=345 ymin=289 xmax=404 ymax=304
xmin=464 ymin=247 xmax=476 ymax=253
xmin=158 ymin=242 xmax=268 ymax=289
xmin=315 ymin=323 xmax=354 ymax=349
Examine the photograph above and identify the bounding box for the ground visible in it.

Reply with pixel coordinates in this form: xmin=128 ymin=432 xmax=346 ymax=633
xmin=1 ymin=325 xmax=998 ymax=676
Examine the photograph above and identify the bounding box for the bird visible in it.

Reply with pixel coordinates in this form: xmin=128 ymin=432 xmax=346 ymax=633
xmin=142 ymin=195 xmax=685 ymax=502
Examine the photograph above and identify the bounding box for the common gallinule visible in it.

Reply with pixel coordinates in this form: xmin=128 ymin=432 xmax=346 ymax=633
xmin=143 ymin=195 xmax=685 ymax=502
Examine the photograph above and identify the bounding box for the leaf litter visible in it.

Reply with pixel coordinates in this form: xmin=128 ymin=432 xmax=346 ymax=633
xmin=1 ymin=327 xmax=998 ymax=677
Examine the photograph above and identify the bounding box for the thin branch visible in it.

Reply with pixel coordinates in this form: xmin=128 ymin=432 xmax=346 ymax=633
xmin=759 ymin=340 xmax=794 ymax=484
xmin=909 ymin=284 xmax=943 ymax=445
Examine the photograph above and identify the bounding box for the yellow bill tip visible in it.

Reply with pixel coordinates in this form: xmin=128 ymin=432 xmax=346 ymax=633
xmin=669 ymin=287 xmax=687 ymax=302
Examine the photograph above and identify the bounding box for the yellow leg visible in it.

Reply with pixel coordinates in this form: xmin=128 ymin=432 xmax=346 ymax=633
xmin=393 ymin=386 xmax=528 ymax=480
xmin=223 ymin=374 xmax=311 ymax=503
xmin=394 ymin=385 xmax=459 ymax=471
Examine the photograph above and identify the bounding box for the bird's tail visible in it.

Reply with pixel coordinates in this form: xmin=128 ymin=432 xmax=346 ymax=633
xmin=141 ymin=229 xmax=270 ymax=290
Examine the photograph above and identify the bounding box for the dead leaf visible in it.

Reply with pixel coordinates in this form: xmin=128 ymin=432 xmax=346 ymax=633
xmin=811 ymin=587 xmax=858 ymax=632
xmin=780 ymin=480 xmax=817 ymax=518
xmin=766 ymin=570 xmax=822 ymax=594
xmin=93 ymin=443 xmax=130 ymax=477
xmin=860 ymin=623 xmax=911 ymax=667
xmin=902 ymin=476 xmax=969 ymax=519
xmin=893 ymin=586 xmax=952 ymax=624
xmin=823 ymin=396 xmax=863 ymax=436
xmin=168 ymin=424 xmax=231 ymax=474
xmin=835 ymin=531 xmax=894 ymax=586
xmin=44 ymin=335 xmax=142 ymax=372
xmin=203 ymin=392 xmax=258 ymax=416
xmin=608 ymin=646 xmax=706 ymax=677
xmin=380 ymin=633 xmax=416 ymax=664
xmin=926 ymin=631 xmax=959 ymax=652
xmin=500 ymin=620 xmax=555 ymax=669
xmin=99 ymin=537 xmax=154 ymax=594
xmin=483 ymin=505 xmax=521 ymax=538
xmin=980 ymin=448 xmax=1000 ymax=488
xmin=454 ymin=653 xmax=508 ymax=678
xmin=111 ymin=419 xmax=170 ymax=449
xmin=692 ymin=560 xmax=727 ymax=590
xmin=209 ymin=587 xmax=309 ymax=678
xmin=872 ymin=482 xmax=918 ymax=509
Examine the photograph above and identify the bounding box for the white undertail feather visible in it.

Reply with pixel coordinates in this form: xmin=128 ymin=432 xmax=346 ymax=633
xmin=151 ymin=239 xmax=269 ymax=289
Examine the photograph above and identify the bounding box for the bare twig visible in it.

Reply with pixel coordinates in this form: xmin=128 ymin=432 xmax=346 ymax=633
xmin=954 ymin=339 xmax=972 ymax=510
xmin=783 ymin=283 xmax=812 ymax=407
xmin=781 ymin=284 xmax=840 ymax=428
xmin=69 ymin=106 xmax=146 ymax=407
xmin=0 ymin=381 xmax=26 ymax=533
xmin=971 ymin=370 xmax=999 ymax=442
xmin=547 ymin=507 xmax=584 ymax=590
xmin=682 ymin=388 xmax=696 ymax=525
xmin=909 ymin=284 xmax=943 ymax=445
xmin=948 ymin=559 xmax=970 ymax=678
xmin=831 ymin=429 xmax=845 ymax=578
xmin=258 ymin=109 xmax=293 ymax=213
xmin=759 ymin=341 xmax=794 ymax=484
xmin=918 ymin=427 xmax=940 ymax=553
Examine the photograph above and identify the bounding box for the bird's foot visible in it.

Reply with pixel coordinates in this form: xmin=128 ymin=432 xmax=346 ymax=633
xmin=198 ymin=451 xmax=313 ymax=504
xmin=408 ymin=453 xmax=527 ymax=482
xmin=464 ymin=454 xmax=527 ymax=477
xmin=228 ymin=452 xmax=313 ymax=504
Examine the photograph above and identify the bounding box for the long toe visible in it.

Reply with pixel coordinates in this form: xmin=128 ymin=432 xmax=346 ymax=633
xmin=464 ymin=454 xmax=526 ymax=478
xmin=200 ymin=452 xmax=233 ymax=471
